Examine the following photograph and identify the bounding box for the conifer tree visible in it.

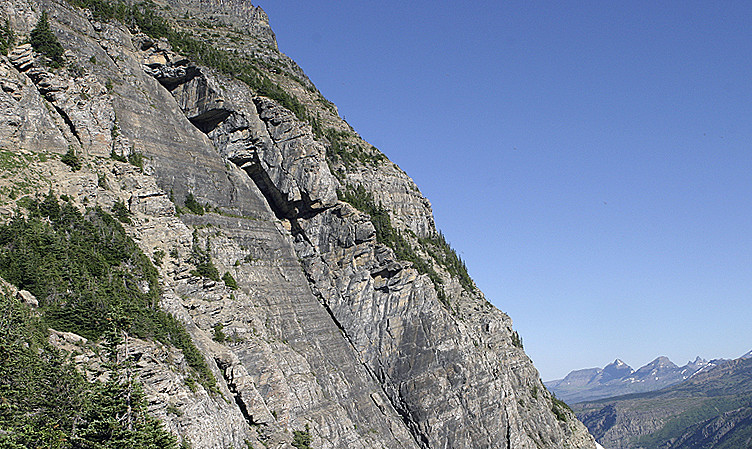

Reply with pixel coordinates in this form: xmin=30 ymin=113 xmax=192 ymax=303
xmin=29 ymin=12 xmax=65 ymax=67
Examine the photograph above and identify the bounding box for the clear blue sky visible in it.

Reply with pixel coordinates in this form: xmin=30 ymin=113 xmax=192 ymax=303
xmin=258 ymin=1 xmax=752 ymax=380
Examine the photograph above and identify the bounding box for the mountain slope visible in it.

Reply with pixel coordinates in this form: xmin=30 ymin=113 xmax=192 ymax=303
xmin=548 ymin=356 xmax=717 ymax=404
xmin=574 ymin=357 xmax=752 ymax=449
xmin=0 ymin=0 xmax=596 ymax=448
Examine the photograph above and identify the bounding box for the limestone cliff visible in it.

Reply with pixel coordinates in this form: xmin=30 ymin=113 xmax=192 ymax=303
xmin=0 ymin=0 xmax=597 ymax=448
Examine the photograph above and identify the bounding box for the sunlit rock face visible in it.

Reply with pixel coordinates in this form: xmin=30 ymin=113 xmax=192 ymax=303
xmin=0 ymin=0 xmax=597 ymax=447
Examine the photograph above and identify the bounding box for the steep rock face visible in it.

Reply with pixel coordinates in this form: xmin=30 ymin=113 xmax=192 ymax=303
xmin=150 ymin=50 xmax=593 ymax=449
xmin=165 ymin=0 xmax=276 ymax=48
xmin=295 ymin=204 xmax=571 ymax=448
xmin=163 ymin=63 xmax=338 ymax=217
xmin=348 ymin=162 xmax=436 ymax=238
xmin=1 ymin=45 xmax=71 ymax=153
xmin=0 ymin=1 xmax=597 ymax=448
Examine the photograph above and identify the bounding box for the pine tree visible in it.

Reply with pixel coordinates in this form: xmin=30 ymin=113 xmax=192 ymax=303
xmin=29 ymin=12 xmax=65 ymax=67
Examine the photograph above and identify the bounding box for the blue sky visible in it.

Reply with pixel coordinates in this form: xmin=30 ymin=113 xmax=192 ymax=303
xmin=258 ymin=1 xmax=752 ymax=380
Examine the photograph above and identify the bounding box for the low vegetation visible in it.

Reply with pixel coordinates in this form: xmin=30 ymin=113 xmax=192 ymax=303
xmin=189 ymin=229 xmax=220 ymax=281
xmin=0 ymin=193 xmax=217 ymax=392
xmin=61 ymin=147 xmax=82 ymax=171
xmin=184 ymin=192 xmax=205 ymax=215
xmin=511 ymin=330 xmax=523 ymax=349
xmin=111 ymin=199 xmax=132 ymax=224
xmin=322 ymin=128 xmax=385 ymax=171
xmin=0 ymin=291 xmax=178 ymax=448
xmin=338 ymin=184 xmax=475 ymax=303
xmin=418 ymin=231 xmax=474 ymax=293
xmin=64 ymin=0 xmax=309 ymax=122
xmin=110 ymin=149 xmax=145 ymax=172
xmin=291 ymin=425 xmax=312 ymax=449
xmin=212 ymin=323 xmax=226 ymax=343
xmin=222 ymin=271 xmax=239 ymax=290
xmin=551 ymin=396 xmax=571 ymax=422
xmin=0 ymin=20 xmax=14 ymax=55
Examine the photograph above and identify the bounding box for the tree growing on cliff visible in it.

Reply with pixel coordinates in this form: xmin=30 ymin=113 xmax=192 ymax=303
xmin=29 ymin=12 xmax=65 ymax=67
xmin=0 ymin=20 xmax=13 ymax=55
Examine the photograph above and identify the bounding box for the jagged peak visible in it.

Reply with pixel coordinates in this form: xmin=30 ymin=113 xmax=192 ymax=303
xmin=652 ymin=355 xmax=676 ymax=365
xmin=636 ymin=356 xmax=678 ymax=371
xmin=603 ymin=358 xmax=633 ymax=372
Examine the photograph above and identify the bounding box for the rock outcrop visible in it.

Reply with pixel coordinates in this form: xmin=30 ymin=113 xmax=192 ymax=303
xmin=0 ymin=0 xmax=597 ymax=448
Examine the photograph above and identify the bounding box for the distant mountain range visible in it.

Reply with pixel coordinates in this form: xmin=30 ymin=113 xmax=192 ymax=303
xmin=547 ymin=356 xmax=721 ymax=404
xmin=573 ymin=356 xmax=752 ymax=449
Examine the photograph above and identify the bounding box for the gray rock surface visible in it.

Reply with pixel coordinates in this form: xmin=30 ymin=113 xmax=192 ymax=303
xmin=16 ymin=289 xmax=38 ymax=307
xmin=0 ymin=0 xmax=598 ymax=448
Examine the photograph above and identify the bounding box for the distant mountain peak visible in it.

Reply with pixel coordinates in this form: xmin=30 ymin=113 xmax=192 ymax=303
xmin=741 ymin=350 xmax=752 ymax=359
xmin=548 ymin=355 xmax=717 ymax=404
xmin=646 ymin=356 xmax=677 ymax=368
xmin=599 ymin=358 xmax=633 ymax=382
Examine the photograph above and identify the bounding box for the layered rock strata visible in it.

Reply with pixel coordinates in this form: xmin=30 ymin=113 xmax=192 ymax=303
xmin=0 ymin=0 xmax=597 ymax=448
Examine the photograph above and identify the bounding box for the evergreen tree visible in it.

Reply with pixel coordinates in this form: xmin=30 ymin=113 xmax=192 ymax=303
xmin=0 ymin=293 xmax=178 ymax=448
xmin=0 ymin=20 xmax=13 ymax=55
xmin=29 ymin=12 xmax=65 ymax=67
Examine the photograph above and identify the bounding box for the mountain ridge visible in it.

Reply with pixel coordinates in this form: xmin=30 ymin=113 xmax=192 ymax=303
xmin=547 ymin=355 xmax=720 ymax=404
xmin=574 ymin=356 xmax=752 ymax=449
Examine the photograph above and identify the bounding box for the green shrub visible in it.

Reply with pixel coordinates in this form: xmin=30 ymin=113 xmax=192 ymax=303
xmin=189 ymin=230 xmax=219 ymax=281
xmin=0 ymin=20 xmax=13 ymax=55
xmin=212 ymin=323 xmax=226 ymax=343
xmin=551 ymin=396 xmax=571 ymax=422
xmin=292 ymin=425 xmax=312 ymax=449
xmin=152 ymin=249 xmax=165 ymax=266
xmin=511 ymin=330 xmax=523 ymax=349
xmin=0 ymin=193 xmax=217 ymax=392
xmin=111 ymin=199 xmax=131 ymax=224
xmin=184 ymin=192 xmax=205 ymax=215
xmin=323 ymin=128 xmax=385 ymax=170
xmin=30 ymin=12 xmax=65 ymax=67
xmin=418 ymin=231 xmax=474 ymax=293
xmin=222 ymin=271 xmax=238 ymax=290
xmin=61 ymin=147 xmax=82 ymax=171
xmin=110 ymin=148 xmax=128 ymax=163
xmin=128 ymin=151 xmax=144 ymax=171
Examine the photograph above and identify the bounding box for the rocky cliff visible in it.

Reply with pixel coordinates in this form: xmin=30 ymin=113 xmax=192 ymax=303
xmin=0 ymin=1 xmax=597 ymax=448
